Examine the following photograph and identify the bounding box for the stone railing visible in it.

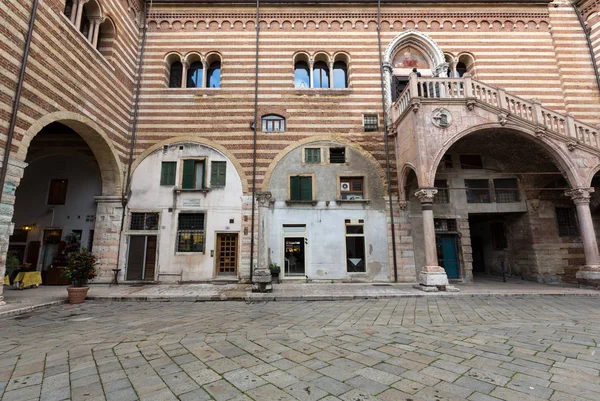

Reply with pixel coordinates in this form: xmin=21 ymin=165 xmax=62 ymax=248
xmin=392 ymin=74 xmax=600 ymax=150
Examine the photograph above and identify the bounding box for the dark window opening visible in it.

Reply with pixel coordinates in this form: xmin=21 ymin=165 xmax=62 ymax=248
xmin=556 ymin=207 xmax=579 ymax=237
xmin=48 ymin=179 xmax=68 ymax=205
xmin=169 ymin=61 xmax=183 ymax=88
xmin=434 ymin=219 xmax=457 ymax=232
xmin=177 ymin=214 xmax=205 ymax=252
xmin=442 ymin=154 xmax=453 ymax=169
xmin=130 ymin=213 xmax=159 ymax=231
xmin=207 ymin=61 xmax=221 ymax=88
xmin=346 ymin=224 xmax=365 ymax=272
xmin=391 ymin=76 xmax=409 ymax=102
xmin=64 ymin=0 xmax=74 ymax=19
xmin=465 ymin=179 xmax=491 ymax=203
xmin=456 ymin=62 xmax=468 ymax=77
xmin=494 ymin=178 xmax=520 ymax=203
xmin=434 ymin=180 xmax=449 ymax=204
xmin=186 ymin=61 xmax=203 ymax=88
xmin=329 ymin=147 xmax=346 ymax=164
xmin=460 ymin=154 xmax=483 ymax=169
xmin=363 ymin=115 xmax=378 ymax=132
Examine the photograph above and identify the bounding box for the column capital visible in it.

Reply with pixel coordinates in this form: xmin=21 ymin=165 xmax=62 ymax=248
xmin=256 ymin=191 xmax=273 ymax=207
xmin=415 ymin=188 xmax=437 ymax=204
xmin=382 ymin=62 xmax=393 ymax=73
xmin=565 ymin=188 xmax=594 ymax=204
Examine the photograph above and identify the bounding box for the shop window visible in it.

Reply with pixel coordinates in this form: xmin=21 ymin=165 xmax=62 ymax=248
xmin=210 ymin=161 xmax=227 ymax=187
xmin=494 ymin=178 xmax=519 ymax=203
xmin=160 ymin=162 xmax=176 ymax=186
xmin=491 ymin=222 xmax=507 ymax=249
xmin=556 ymin=207 xmax=579 ymax=237
xmin=130 ymin=213 xmax=159 ymax=231
xmin=363 ymin=115 xmax=378 ymax=132
xmin=262 ymin=115 xmax=285 ymax=132
xmin=186 ymin=61 xmax=203 ymax=88
xmin=465 ymin=179 xmax=490 ymax=203
xmin=329 ymin=147 xmax=345 ymax=164
xmin=434 ymin=180 xmax=449 ymax=204
xmin=304 ymin=148 xmax=321 ymax=164
xmin=346 ymin=223 xmax=366 ymax=272
xmin=181 ymin=159 xmax=205 ymax=189
xmin=333 ymin=61 xmax=348 ymax=88
xmin=48 ymin=179 xmax=68 ymax=205
xmin=290 ymin=176 xmax=313 ymax=201
xmin=340 ymin=177 xmax=364 ymax=200
xmin=177 ymin=214 xmax=205 ymax=252
xmin=169 ymin=62 xmax=183 ymax=88
xmin=460 ymin=154 xmax=483 ymax=169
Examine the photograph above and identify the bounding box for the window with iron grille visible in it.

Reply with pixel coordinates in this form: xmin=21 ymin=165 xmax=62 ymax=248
xmin=363 ymin=115 xmax=378 ymax=132
xmin=340 ymin=177 xmax=364 ymax=200
xmin=494 ymin=178 xmax=519 ymax=203
xmin=434 ymin=180 xmax=449 ymax=204
xmin=434 ymin=219 xmax=457 ymax=232
xmin=329 ymin=147 xmax=346 ymax=164
xmin=465 ymin=179 xmax=491 ymax=203
xmin=459 ymin=154 xmax=483 ymax=169
xmin=262 ymin=115 xmax=285 ymax=132
xmin=304 ymin=148 xmax=321 ymax=164
xmin=177 ymin=214 xmax=205 ymax=252
xmin=130 ymin=213 xmax=159 ymax=230
xmin=556 ymin=208 xmax=579 ymax=237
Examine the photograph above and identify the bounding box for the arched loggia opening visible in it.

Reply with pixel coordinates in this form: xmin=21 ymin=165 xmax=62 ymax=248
xmin=4 ymin=116 xmax=122 ymax=299
xmin=411 ymin=128 xmax=583 ymax=284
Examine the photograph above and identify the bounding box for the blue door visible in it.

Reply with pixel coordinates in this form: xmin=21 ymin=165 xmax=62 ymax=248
xmin=437 ymin=235 xmax=460 ymax=279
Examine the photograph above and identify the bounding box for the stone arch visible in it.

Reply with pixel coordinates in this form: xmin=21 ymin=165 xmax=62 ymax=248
xmin=131 ymin=136 xmax=249 ymax=193
xmin=585 ymin=164 xmax=600 ymax=188
xmin=398 ymin=163 xmax=419 ymax=202
xmin=384 ymin=29 xmax=447 ymax=76
xmin=262 ymin=134 xmax=387 ymax=191
xmin=426 ymin=123 xmax=583 ymax=189
xmin=20 ymin=111 xmax=123 ymax=195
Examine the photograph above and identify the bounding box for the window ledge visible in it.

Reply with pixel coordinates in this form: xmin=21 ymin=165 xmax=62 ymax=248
xmin=286 ymin=200 xmax=318 ymax=206
xmin=293 ymin=88 xmax=352 ymax=96
xmin=337 ymin=199 xmax=370 ymax=204
xmin=175 ymin=252 xmax=206 ymax=255
xmin=175 ymin=188 xmax=211 ymax=193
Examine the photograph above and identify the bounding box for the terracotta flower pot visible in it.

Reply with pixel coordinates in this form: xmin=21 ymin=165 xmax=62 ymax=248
xmin=67 ymin=286 xmax=89 ymax=304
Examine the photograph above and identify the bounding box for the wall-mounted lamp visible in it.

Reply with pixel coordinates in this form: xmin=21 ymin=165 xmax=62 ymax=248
xmin=22 ymin=224 xmax=35 ymax=231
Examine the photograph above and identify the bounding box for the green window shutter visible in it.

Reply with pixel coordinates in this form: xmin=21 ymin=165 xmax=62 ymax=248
xmin=160 ymin=162 xmax=176 ymax=185
xmin=182 ymin=160 xmax=196 ymax=189
xmin=300 ymin=176 xmax=312 ymax=200
xmin=305 ymin=149 xmax=312 ymax=163
xmin=314 ymin=150 xmax=321 ymax=163
xmin=290 ymin=176 xmax=300 ymax=200
xmin=211 ymin=161 xmax=227 ymax=187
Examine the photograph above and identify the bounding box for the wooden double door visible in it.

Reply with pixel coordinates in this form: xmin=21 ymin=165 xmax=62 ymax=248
xmin=216 ymin=233 xmax=238 ymax=275
xmin=126 ymin=235 xmax=157 ymax=281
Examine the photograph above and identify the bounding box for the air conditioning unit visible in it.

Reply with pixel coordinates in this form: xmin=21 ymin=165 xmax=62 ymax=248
xmin=340 ymin=182 xmax=350 ymax=191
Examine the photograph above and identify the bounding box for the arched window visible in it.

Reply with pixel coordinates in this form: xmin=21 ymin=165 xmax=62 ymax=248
xmin=294 ymin=61 xmax=310 ymax=88
xmin=333 ymin=61 xmax=348 ymax=88
xmin=80 ymin=7 xmax=91 ymax=37
xmin=96 ymin=18 xmax=115 ymax=58
xmin=207 ymin=61 xmax=221 ymax=88
xmin=187 ymin=61 xmax=203 ymax=88
xmin=262 ymin=115 xmax=285 ymax=133
xmin=456 ymin=62 xmax=467 ymax=77
xmin=313 ymin=61 xmax=329 ymax=89
xmin=169 ymin=61 xmax=183 ymax=88
xmin=64 ymin=0 xmax=74 ymax=20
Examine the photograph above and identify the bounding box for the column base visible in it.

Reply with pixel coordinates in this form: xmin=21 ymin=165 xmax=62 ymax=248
xmin=252 ymin=268 xmax=272 ymax=293
xmin=576 ymin=266 xmax=600 ymax=287
xmin=418 ymin=267 xmax=449 ymax=288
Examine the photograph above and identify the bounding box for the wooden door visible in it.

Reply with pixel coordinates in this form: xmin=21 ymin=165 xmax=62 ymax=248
xmin=126 ymin=236 xmax=157 ymax=281
xmin=216 ymin=233 xmax=237 ymax=275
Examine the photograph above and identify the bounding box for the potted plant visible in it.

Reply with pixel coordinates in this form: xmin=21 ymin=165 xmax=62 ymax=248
xmin=62 ymin=248 xmax=97 ymax=304
xmin=269 ymin=263 xmax=281 ymax=284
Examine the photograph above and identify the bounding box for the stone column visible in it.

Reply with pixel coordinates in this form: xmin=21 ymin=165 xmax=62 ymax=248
xmin=181 ymin=61 xmax=188 ymax=88
xmin=329 ymin=61 xmax=334 ymax=88
xmin=92 ymin=195 xmax=124 ymax=282
xmin=566 ymin=188 xmax=600 ymax=284
xmin=74 ymin=0 xmax=88 ymax=31
xmin=309 ymin=58 xmax=314 ymax=89
xmin=91 ymin=19 xmax=102 ymax=48
xmin=201 ymin=60 xmax=208 ymax=88
xmin=88 ymin=19 xmax=98 ymax=43
xmin=0 ymin=158 xmax=27 ymax=306
xmin=252 ymin=191 xmax=272 ymax=292
xmin=382 ymin=62 xmax=393 ymax=125
xmin=70 ymin=0 xmax=79 ymax=24
xmin=415 ymin=188 xmax=449 ymax=288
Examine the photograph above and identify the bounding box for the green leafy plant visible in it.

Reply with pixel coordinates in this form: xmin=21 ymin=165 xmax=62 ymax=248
xmin=6 ymin=252 xmax=20 ymax=270
xmin=64 ymin=232 xmax=81 ymax=255
xmin=268 ymin=263 xmax=281 ymax=273
xmin=61 ymin=248 xmax=97 ymax=287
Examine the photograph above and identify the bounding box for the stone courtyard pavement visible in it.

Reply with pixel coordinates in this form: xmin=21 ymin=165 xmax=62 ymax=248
xmin=1 ymin=296 xmax=600 ymax=401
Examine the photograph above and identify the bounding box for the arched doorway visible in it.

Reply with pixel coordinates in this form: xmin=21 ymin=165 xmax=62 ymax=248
xmin=2 ymin=116 xmax=122 ymax=303
xmin=416 ymin=128 xmax=581 ymax=283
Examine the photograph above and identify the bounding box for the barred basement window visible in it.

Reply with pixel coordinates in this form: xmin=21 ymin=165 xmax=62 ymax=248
xmin=494 ymin=178 xmax=519 ymax=203
xmin=556 ymin=207 xmax=579 ymax=237
xmin=130 ymin=213 xmax=159 ymax=230
xmin=465 ymin=179 xmax=490 ymax=203
xmin=434 ymin=219 xmax=457 ymax=232
xmin=329 ymin=147 xmax=346 ymax=164
xmin=434 ymin=180 xmax=449 ymax=204
xmin=177 ymin=214 xmax=205 ymax=252
xmin=363 ymin=115 xmax=378 ymax=132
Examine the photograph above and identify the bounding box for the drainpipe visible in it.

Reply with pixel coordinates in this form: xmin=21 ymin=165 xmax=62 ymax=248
xmin=249 ymin=0 xmax=260 ymax=282
xmin=570 ymin=0 xmax=600 ymax=95
xmin=115 ymin=0 xmax=149 ymax=274
xmin=377 ymin=0 xmax=399 ymax=282
xmin=0 ymin=0 xmax=39 ymax=206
